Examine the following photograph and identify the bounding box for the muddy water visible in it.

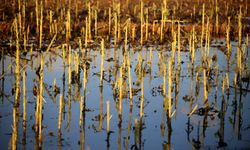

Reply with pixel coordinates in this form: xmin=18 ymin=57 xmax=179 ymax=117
xmin=0 ymin=40 xmax=250 ymax=149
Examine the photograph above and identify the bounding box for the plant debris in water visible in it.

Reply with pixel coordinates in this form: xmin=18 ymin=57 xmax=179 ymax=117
xmin=0 ymin=0 xmax=250 ymax=149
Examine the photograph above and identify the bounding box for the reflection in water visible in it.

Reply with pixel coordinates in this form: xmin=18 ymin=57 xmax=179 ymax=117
xmin=140 ymin=69 xmax=144 ymax=118
xmin=192 ymin=122 xmax=201 ymax=150
xmin=99 ymin=86 xmax=103 ymax=130
xmin=80 ymin=60 xmax=88 ymax=150
xmin=132 ymin=118 xmax=144 ymax=150
xmin=217 ymin=94 xmax=227 ymax=148
xmin=119 ymin=67 xmax=123 ymax=117
xmin=58 ymin=95 xmax=63 ymax=150
xmin=186 ymin=118 xmax=193 ymax=142
xmin=162 ymin=87 xmax=172 ymax=150
xmin=11 ymin=28 xmax=20 ymax=149
xmin=67 ymin=74 xmax=72 ymax=131
xmin=232 ymin=85 xmax=237 ymax=135
xmin=118 ymin=114 xmax=122 ymax=150
xmin=125 ymin=105 xmax=133 ymax=150
xmin=58 ymin=130 xmax=62 ymax=150
xmin=11 ymin=105 xmax=18 ymax=150
xmin=67 ymin=45 xmax=72 ymax=131
xmin=174 ymin=65 xmax=181 ymax=117
xmin=62 ymin=54 xmax=66 ymax=120
xmin=1 ymin=38 xmax=250 ymax=149
xmin=236 ymin=85 xmax=243 ymax=140
xmin=1 ymin=50 xmax=4 ymax=104
xmin=201 ymin=107 xmax=208 ymax=146
xmin=166 ymin=112 xmax=172 ymax=150
xmin=22 ymin=66 xmax=27 ymax=148
xmin=80 ymin=96 xmax=86 ymax=150
xmin=106 ymin=100 xmax=112 ymax=150
xmin=38 ymin=55 xmax=44 ymax=148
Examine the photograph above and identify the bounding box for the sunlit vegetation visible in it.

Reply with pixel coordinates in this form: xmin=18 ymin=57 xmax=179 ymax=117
xmin=0 ymin=0 xmax=249 ymax=149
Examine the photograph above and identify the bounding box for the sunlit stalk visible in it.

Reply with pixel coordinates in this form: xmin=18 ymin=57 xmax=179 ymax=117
xmin=109 ymin=8 xmax=111 ymax=35
xmin=106 ymin=100 xmax=111 ymax=132
xmin=23 ymin=71 xmax=26 ymax=128
xmin=127 ymin=53 xmax=133 ymax=103
xmin=58 ymin=95 xmax=63 ymax=131
xmin=39 ymin=3 xmax=43 ymax=49
xmin=38 ymin=55 xmax=44 ymax=147
xmin=168 ymin=61 xmax=172 ymax=117
xmin=203 ymin=69 xmax=209 ymax=107
xmin=119 ymin=67 xmax=123 ymax=115
xmin=140 ymin=70 xmax=144 ymax=118
xmin=177 ymin=22 xmax=181 ymax=65
xmin=100 ymin=39 xmax=104 ymax=86
xmin=140 ymin=0 xmax=144 ymax=45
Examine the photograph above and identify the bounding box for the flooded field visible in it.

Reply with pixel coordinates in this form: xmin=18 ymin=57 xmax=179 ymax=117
xmin=1 ymin=40 xmax=250 ymax=149
xmin=0 ymin=0 xmax=250 ymax=149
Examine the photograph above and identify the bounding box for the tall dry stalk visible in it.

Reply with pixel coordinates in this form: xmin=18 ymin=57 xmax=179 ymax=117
xmin=168 ymin=60 xmax=172 ymax=117
xmin=177 ymin=22 xmax=181 ymax=65
xmin=146 ymin=8 xmax=148 ymax=41
xmin=85 ymin=17 xmax=88 ymax=48
xmin=100 ymin=39 xmax=104 ymax=86
xmin=79 ymin=96 xmax=83 ymax=126
xmin=125 ymin=25 xmax=128 ymax=53
xmin=140 ymin=0 xmax=144 ymax=45
xmin=152 ymin=20 xmax=156 ymax=36
xmin=49 ymin=10 xmax=52 ymax=35
xmin=35 ymin=0 xmax=39 ymax=33
xmin=189 ymin=27 xmax=196 ymax=67
xmin=58 ymin=95 xmax=63 ymax=131
xmin=14 ymin=18 xmax=20 ymax=103
xmin=117 ymin=3 xmax=121 ymax=42
xmin=39 ymin=3 xmax=43 ymax=49
xmin=132 ymin=26 xmax=135 ymax=42
xmin=83 ymin=59 xmax=87 ymax=93
xmin=205 ymin=17 xmax=210 ymax=56
xmin=140 ymin=69 xmax=144 ymax=118
xmin=215 ymin=0 xmax=219 ymax=35
xmin=160 ymin=16 xmax=164 ymax=42
xmin=68 ymin=45 xmax=72 ymax=90
xmin=226 ymin=17 xmax=231 ymax=61
xmin=163 ymin=63 xmax=167 ymax=96
xmin=95 ymin=10 xmax=97 ymax=36
xmin=201 ymin=4 xmax=205 ymax=58
xmin=66 ymin=9 xmax=71 ymax=43
xmin=127 ymin=52 xmax=133 ymax=103
xmin=11 ymin=17 xmax=20 ymax=150
xmin=203 ymin=69 xmax=209 ymax=107
xmin=114 ymin=12 xmax=117 ymax=46
xmin=238 ymin=7 xmax=242 ymax=47
xmin=23 ymin=71 xmax=26 ymax=128
xmin=38 ymin=55 xmax=44 ymax=147
xmin=106 ymin=100 xmax=111 ymax=132
xmin=88 ymin=2 xmax=92 ymax=40
xmin=109 ymin=8 xmax=111 ymax=35
xmin=119 ymin=67 xmax=123 ymax=115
